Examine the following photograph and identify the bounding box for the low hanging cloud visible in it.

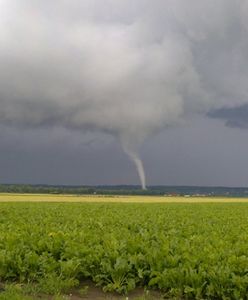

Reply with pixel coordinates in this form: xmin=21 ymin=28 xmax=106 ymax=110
xmin=0 ymin=0 xmax=248 ymax=188
xmin=208 ymin=104 xmax=248 ymax=129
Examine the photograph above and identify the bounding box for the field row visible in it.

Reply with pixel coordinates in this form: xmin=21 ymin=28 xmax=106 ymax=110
xmin=1 ymin=193 xmax=248 ymax=202
xmin=0 ymin=202 xmax=248 ymax=299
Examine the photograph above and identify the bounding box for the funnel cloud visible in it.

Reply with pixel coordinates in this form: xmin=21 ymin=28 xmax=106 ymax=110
xmin=1 ymin=1 xmax=248 ymax=187
xmin=127 ymin=151 xmax=146 ymax=190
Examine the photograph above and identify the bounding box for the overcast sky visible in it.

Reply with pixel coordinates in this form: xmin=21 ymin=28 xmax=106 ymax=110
xmin=1 ymin=0 xmax=248 ymax=187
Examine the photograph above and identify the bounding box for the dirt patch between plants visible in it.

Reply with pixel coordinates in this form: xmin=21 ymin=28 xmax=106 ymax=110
xmin=37 ymin=281 xmax=162 ymax=300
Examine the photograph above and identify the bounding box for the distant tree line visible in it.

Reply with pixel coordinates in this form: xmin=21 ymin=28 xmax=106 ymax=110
xmin=0 ymin=184 xmax=161 ymax=195
xmin=0 ymin=184 xmax=247 ymax=196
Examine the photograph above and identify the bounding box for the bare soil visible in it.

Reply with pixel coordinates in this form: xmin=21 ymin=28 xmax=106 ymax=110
xmin=37 ymin=281 xmax=162 ymax=300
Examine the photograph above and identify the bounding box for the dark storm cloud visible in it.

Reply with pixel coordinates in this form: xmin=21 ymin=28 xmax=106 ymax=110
xmin=208 ymin=105 xmax=248 ymax=129
xmin=1 ymin=1 xmax=247 ymax=133
xmin=1 ymin=0 xmax=248 ymax=186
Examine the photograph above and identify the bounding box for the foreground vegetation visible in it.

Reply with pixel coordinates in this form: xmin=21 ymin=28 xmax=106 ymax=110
xmin=0 ymin=200 xmax=248 ymax=299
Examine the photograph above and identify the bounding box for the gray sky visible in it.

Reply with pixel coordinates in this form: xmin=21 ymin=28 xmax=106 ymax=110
xmin=0 ymin=0 xmax=248 ymax=187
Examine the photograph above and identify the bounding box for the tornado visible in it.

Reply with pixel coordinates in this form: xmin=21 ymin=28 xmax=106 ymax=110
xmin=126 ymin=151 xmax=147 ymax=190
xmin=121 ymin=137 xmax=147 ymax=189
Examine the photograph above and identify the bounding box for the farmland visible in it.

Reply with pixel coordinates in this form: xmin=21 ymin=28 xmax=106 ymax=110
xmin=1 ymin=193 xmax=248 ymax=203
xmin=0 ymin=195 xmax=248 ymax=299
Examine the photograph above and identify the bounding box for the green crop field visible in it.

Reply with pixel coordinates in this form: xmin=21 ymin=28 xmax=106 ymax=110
xmin=0 ymin=197 xmax=248 ymax=299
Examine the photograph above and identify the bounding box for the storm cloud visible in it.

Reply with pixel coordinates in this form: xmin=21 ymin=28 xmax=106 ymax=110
xmin=1 ymin=0 xmax=248 ymax=187
xmin=208 ymin=104 xmax=248 ymax=129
